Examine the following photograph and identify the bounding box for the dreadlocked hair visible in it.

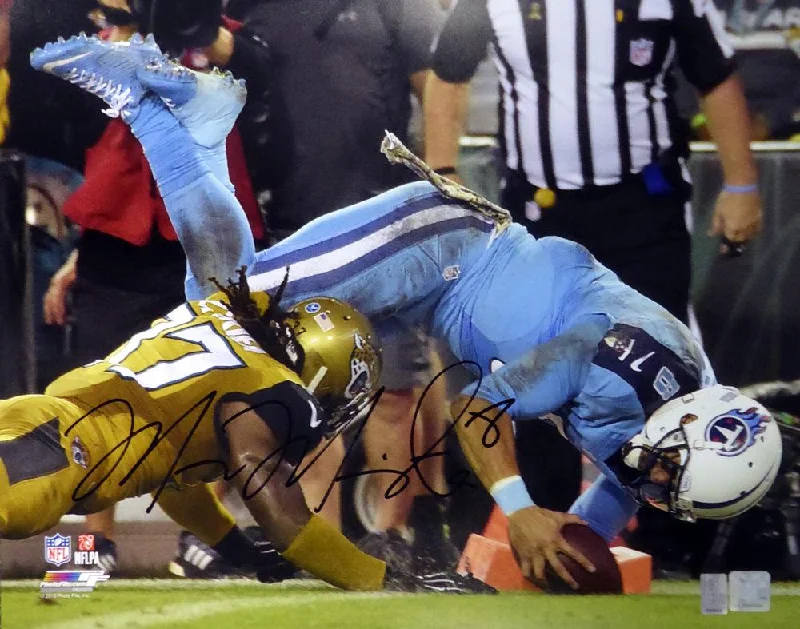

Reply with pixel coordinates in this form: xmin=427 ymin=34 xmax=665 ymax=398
xmin=210 ymin=266 xmax=304 ymax=372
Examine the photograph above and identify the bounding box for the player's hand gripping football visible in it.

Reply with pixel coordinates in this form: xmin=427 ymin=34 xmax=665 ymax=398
xmin=507 ymin=506 xmax=595 ymax=590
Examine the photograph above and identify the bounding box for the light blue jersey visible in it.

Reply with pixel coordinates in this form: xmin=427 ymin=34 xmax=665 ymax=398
xmin=177 ymin=179 xmax=716 ymax=540
xmin=248 ymin=182 xmax=498 ymax=342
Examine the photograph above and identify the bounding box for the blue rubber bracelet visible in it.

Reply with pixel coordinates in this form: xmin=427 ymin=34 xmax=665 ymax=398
xmin=490 ymin=476 xmax=535 ymax=516
xmin=723 ymin=183 xmax=758 ymax=194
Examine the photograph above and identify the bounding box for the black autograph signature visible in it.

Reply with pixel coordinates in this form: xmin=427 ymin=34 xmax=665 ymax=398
xmin=65 ymin=360 xmax=514 ymax=515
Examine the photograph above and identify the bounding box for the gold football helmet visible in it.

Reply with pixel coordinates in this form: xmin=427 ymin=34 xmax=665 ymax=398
xmin=288 ymin=297 xmax=382 ymax=431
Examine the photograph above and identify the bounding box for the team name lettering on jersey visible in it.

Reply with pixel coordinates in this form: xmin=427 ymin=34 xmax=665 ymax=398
xmin=197 ymin=299 xmax=266 ymax=355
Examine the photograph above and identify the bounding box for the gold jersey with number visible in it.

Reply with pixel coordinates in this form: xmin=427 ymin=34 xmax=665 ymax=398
xmin=41 ymin=291 xmax=315 ymax=514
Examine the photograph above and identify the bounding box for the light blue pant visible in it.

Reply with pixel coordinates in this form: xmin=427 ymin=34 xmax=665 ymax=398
xmin=128 ymin=95 xmax=255 ymax=300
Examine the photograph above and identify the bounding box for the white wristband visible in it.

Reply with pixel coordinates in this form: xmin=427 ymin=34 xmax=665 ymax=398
xmin=490 ymin=475 xmax=535 ymax=516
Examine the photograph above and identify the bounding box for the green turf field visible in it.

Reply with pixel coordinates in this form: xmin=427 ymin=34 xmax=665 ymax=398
xmin=2 ymin=580 xmax=799 ymax=629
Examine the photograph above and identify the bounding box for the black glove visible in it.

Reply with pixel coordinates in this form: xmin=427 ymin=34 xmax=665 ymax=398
xmin=385 ymin=566 xmax=498 ymax=594
xmin=430 ymin=570 xmax=499 ymax=595
xmin=213 ymin=526 xmax=295 ymax=583
xmin=252 ymin=538 xmax=296 ymax=583
xmin=365 ymin=530 xmax=498 ymax=595
xmin=383 ymin=562 xmax=421 ymax=592
xmin=413 ymin=571 xmax=469 ymax=594
xmin=358 ymin=530 xmax=414 ymax=572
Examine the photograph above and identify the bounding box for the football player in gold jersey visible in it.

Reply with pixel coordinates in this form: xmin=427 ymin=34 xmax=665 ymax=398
xmin=0 ymin=269 xmax=405 ymax=591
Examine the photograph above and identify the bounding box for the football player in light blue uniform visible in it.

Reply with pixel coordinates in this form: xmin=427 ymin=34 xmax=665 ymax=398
xmin=246 ymin=178 xmax=719 ymax=532
xmin=34 ymin=40 xmax=782 ymax=590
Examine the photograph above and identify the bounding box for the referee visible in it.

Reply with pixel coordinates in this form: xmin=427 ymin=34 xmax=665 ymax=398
xmin=426 ymin=0 xmax=762 ymax=321
xmin=426 ymin=0 xmax=762 ymax=574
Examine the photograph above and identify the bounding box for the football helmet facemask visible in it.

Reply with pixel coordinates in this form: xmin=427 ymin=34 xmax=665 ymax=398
xmin=287 ymin=297 xmax=382 ymax=434
xmin=612 ymin=384 xmax=782 ymax=522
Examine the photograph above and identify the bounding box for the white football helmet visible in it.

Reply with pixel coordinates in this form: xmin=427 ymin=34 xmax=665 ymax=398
xmin=617 ymin=384 xmax=782 ymax=522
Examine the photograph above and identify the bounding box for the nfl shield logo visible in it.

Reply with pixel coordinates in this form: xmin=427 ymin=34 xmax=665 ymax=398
xmin=630 ymin=38 xmax=654 ymax=67
xmin=44 ymin=534 xmax=71 ymax=567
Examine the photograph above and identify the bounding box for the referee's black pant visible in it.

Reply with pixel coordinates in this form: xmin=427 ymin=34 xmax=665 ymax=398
xmin=502 ymin=170 xmax=692 ymax=515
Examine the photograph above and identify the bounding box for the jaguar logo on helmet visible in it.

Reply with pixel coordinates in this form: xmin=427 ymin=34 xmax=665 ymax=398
xmin=705 ymin=408 xmax=768 ymax=457
xmin=345 ymin=331 xmax=375 ymax=399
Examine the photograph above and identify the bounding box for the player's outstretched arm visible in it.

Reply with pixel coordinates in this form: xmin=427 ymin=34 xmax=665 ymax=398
xmin=452 ymin=394 xmax=595 ymax=590
xmin=220 ymin=398 xmax=387 ymax=591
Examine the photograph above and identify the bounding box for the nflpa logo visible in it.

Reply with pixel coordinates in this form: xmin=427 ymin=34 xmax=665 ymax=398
xmin=74 ymin=534 xmax=100 ymax=566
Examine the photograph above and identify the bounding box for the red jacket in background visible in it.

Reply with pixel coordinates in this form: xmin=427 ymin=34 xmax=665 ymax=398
xmin=63 ymin=119 xmax=264 ymax=245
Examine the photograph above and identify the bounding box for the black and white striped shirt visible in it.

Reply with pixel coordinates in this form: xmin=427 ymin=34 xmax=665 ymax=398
xmin=432 ymin=0 xmax=736 ymax=190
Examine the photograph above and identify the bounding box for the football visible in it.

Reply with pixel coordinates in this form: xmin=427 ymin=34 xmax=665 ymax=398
xmin=538 ymin=524 xmax=623 ymax=594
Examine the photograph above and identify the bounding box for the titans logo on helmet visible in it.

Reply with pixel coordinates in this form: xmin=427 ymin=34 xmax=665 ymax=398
xmin=705 ymin=407 xmax=769 ymax=457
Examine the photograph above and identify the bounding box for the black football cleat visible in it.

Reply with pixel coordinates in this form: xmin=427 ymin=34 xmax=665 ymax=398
xmin=168 ymin=531 xmax=252 ymax=579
